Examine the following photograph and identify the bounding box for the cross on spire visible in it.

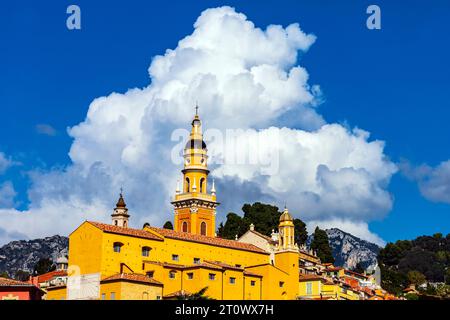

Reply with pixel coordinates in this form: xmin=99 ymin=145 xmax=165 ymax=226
xmin=195 ymin=102 xmax=199 ymax=116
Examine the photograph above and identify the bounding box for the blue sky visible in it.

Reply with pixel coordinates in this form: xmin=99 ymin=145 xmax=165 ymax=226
xmin=0 ymin=0 xmax=449 ymax=244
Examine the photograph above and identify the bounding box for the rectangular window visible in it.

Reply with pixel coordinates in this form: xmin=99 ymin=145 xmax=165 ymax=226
xmin=169 ymin=271 xmax=176 ymax=279
xmin=279 ymin=281 xmax=284 ymax=288
xmin=142 ymin=247 xmax=151 ymax=257
xmin=306 ymin=282 xmax=313 ymax=295
xmin=209 ymin=273 xmax=216 ymax=280
xmin=187 ymin=272 xmax=194 ymax=280
xmin=146 ymin=271 xmax=154 ymax=278
xmin=229 ymin=277 xmax=236 ymax=284
xmin=101 ymin=293 xmax=106 ymax=300
xmin=172 ymin=254 xmax=179 ymax=261
xmin=110 ymin=292 xmax=116 ymax=300
xmin=193 ymin=258 xmax=200 ymax=264
xmin=156 ymin=296 xmax=161 ymax=300
xmin=250 ymin=280 xmax=256 ymax=287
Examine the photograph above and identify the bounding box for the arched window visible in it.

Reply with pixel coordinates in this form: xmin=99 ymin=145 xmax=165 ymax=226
xmin=113 ymin=242 xmax=123 ymax=253
xmin=142 ymin=246 xmax=151 ymax=257
xmin=200 ymin=222 xmax=207 ymax=236
xmin=185 ymin=177 xmax=190 ymax=193
xmin=182 ymin=221 xmax=188 ymax=233
xmin=199 ymin=178 xmax=205 ymax=193
xmin=123 ymin=221 xmax=127 ymax=228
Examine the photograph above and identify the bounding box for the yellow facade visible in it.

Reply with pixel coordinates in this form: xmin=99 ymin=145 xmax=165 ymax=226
xmin=100 ymin=281 xmax=162 ymax=300
xmin=46 ymin=286 xmax=67 ymax=300
xmin=298 ymin=279 xmax=322 ymax=299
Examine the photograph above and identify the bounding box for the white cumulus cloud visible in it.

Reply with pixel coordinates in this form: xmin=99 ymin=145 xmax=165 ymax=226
xmin=0 ymin=6 xmax=396 ymax=245
xmin=401 ymin=159 xmax=450 ymax=204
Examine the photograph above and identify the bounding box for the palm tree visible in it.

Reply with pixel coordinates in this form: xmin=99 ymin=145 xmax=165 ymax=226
xmin=176 ymin=287 xmax=213 ymax=300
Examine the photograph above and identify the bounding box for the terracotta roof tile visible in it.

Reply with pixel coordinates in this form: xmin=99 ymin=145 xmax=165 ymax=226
xmin=0 ymin=277 xmax=35 ymax=287
xmin=143 ymin=260 xmax=223 ymax=271
xmin=36 ymin=270 xmax=67 ymax=283
xmin=204 ymin=260 xmax=243 ymax=271
xmin=243 ymin=271 xmax=263 ymax=278
xmin=149 ymin=227 xmax=268 ymax=254
xmin=326 ymin=267 xmax=344 ymax=272
xmin=101 ymin=273 xmax=163 ymax=286
xmin=299 ymin=274 xmax=328 ymax=282
xmin=344 ymin=269 xmax=369 ymax=279
xmin=88 ymin=221 xmax=163 ymax=241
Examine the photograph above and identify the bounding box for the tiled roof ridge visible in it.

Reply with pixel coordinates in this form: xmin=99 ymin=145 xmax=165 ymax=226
xmin=101 ymin=272 xmax=163 ymax=285
xmin=0 ymin=277 xmax=35 ymax=287
xmin=87 ymin=221 xmax=163 ymax=241
xmin=149 ymin=226 xmax=268 ymax=254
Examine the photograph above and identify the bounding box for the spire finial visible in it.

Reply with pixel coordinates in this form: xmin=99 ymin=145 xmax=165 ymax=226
xmin=211 ymin=179 xmax=216 ymax=195
xmin=195 ymin=102 xmax=199 ymax=116
xmin=116 ymin=189 xmax=126 ymax=208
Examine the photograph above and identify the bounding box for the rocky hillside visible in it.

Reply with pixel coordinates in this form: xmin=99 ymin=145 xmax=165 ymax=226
xmin=0 ymin=235 xmax=68 ymax=278
xmin=325 ymin=228 xmax=381 ymax=270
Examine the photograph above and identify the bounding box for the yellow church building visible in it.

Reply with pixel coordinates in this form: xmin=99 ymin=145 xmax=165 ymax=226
xmin=46 ymin=111 xmax=363 ymax=301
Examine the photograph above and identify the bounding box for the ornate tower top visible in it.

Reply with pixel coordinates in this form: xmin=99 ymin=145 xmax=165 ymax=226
xmin=279 ymin=207 xmax=293 ymax=222
xmin=278 ymin=206 xmax=296 ymax=251
xmin=172 ymin=107 xmax=219 ymax=237
xmin=111 ymin=191 xmax=130 ymax=228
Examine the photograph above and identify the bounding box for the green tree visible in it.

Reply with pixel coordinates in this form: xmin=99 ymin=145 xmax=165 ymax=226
xmin=0 ymin=271 xmax=9 ymax=278
xmin=293 ymin=219 xmax=308 ymax=245
xmin=163 ymin=221 xmax=173 ymax=230
xmin=352 ymin=262 xmax=365 ymax=275
xmin=310 ymin=227 xmax=334 ymax=264
xmin=15 ymin=270 xmax=30 ymax=281
xmin=379 ymin=266 xmax=408 ymax=295
xmin=217 ymin=213 xmax=243 ymax=239
xmin=33 ymin=258 xmax=55 ymax=275
xmin=217 ymin=202 xmax=308 ymax=243
xmin=407 ymin=270 xmax=426 ymax=286
xmin=241 ymin=202 xmax=281 ymax=236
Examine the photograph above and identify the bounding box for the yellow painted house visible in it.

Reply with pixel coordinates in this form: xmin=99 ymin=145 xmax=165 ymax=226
xmin=46 ymin=111 xmax=357 ymax=301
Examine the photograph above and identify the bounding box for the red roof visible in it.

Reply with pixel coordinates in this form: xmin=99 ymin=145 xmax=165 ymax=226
xmin=35 ymin=270 xmax=67 ymax=283
xmin=326 ymin=267 xmax=343 ymax=272
xmin=299 ymin=274 xmax=330 ymax=282
xmin=204 ymin=260 xmax=244 ymax=271
xmin=345 ymin=269 xmax=369 ymax=279
xmin=88 ymin=221 xmax=163 ymax=241
xmin=149 ymin=226 xmax=268 ymax=254
xmin=101 ymin=273 xmax=163 ymax=286
xmin=0 ymin=277 xmax=37 ymax=287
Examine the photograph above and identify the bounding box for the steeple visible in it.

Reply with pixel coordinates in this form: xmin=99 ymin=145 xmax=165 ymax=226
xmin=111 ymin=190 xmax=130 ymax=228
xmin=278 ymin=206 xmax=295 ymax=250
xmin=171 ymin=107 xmax=219 ymax=237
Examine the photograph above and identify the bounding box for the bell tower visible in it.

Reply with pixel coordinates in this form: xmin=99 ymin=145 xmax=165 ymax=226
xmin=274 ymin=206 xmax=299 ymax=299
xmin=171 ymin=107 xmax=219 ymax=237
xmin=111 ymin=191 xmax=130 ymax=228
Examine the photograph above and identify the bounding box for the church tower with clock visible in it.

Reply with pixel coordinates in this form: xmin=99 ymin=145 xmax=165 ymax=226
xmin=171 ymin=107 xmax=219 ymax=237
